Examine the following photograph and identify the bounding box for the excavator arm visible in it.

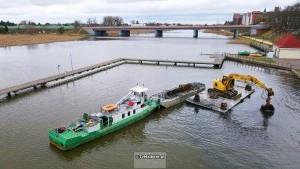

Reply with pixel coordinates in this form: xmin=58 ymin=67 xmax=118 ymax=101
xmin=223 ymin=74 xmax=274 ymax=96
xmin=210 ymin=73 xmax=275 ymax=114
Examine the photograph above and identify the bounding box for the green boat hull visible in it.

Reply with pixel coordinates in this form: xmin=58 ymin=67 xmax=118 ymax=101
xmin=49 ymin=100 xmax=160 ymax=150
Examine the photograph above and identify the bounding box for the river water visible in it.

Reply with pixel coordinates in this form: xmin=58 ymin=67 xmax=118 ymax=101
xmin=0 ymin=30 xmax=299 ymax=169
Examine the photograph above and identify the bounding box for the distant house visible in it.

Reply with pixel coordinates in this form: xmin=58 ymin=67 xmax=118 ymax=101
xmin=273 ymin=34 xmax=300 ymax=59
xmin=233 ymin=13 xmax=243 ymax=25
xmin=130 ymin=23 xmax=146 ymax=27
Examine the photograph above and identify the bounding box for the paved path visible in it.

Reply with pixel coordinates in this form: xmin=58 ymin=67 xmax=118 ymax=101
xmin=273 ymin=58 xmax=300 ymax=69
xmin=242 ymin=36 xmax=273 ymax=46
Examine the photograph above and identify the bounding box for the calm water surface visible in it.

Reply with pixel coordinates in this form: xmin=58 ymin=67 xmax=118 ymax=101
xmin=0 ymin=30 xmax=299 ymax=169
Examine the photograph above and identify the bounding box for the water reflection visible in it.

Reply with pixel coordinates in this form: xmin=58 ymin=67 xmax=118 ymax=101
xmin=26 ymin=44 xmax=39 ymax=50
xmin=261 ymin=112 xmax=274 ymax=128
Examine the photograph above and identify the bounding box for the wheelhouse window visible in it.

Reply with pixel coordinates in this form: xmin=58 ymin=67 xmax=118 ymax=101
xmin=128 ymin=111 xmax=131 ymax=116
xmin=122 ymin=113 xmax=125 ymax=119
xmin=133 ymin=109 xmax=136 ymax=114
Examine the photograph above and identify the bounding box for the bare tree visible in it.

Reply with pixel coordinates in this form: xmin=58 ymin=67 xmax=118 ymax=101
xmin=86 ymin=17 xmax=99 ymax=26
xmin=268 ymin=3 xmax=300 ymax=35
xmin=102 ymin=16 xmax=123 ymax=26
xmin=86 ymin=18 xmax=93 ymax=26
xmin=73 ymin=20 xmax=81 ymax=27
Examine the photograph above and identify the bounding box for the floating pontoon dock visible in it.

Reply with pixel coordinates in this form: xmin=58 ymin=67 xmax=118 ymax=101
xmin=186 ymin=85 xmax=254 ymax=113
xmin=0 ymin=57 xmax=224 ymax=98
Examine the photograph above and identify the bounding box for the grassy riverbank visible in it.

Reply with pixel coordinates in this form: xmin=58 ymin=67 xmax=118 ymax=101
xmin=0 ymin=33 xmax=87 ymax=47
xmin=203 ymin=30 xmax=233 ymax=36
xmin=0 ymin=29 xmax=158 ymax=47
xmin=227 ymin=37 xmax=252 ymax=45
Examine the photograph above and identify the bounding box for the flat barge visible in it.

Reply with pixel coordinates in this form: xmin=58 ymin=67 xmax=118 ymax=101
xmin=152 ymin=82 xmax=205 ymax=108
xmin=186 ymin=85 xmax=254 ymax=113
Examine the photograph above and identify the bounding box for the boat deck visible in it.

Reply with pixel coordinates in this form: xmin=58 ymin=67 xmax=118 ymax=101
xmin=186 ymin=85 xmax=254 ymax=113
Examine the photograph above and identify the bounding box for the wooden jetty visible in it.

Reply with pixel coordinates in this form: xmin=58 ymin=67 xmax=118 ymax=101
xmin=0 ymin=58 xmax=124 ymax=97
xmin=0 ymin=57 xmax=224 ymax=98
xmin=125 ymin=57 xmax=224 ymax=68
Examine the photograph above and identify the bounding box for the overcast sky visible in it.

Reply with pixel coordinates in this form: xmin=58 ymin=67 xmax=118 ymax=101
xmin=0 ymin=0 xmax=298 ymax=24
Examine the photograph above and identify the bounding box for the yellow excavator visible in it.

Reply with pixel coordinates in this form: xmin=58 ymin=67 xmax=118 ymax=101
xmin=207 ymin=74 xmax=275 ymax=113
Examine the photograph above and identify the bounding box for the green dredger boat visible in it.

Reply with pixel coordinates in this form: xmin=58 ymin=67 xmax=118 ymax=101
xmin=49 ymin=85 xmax=160 ymax=150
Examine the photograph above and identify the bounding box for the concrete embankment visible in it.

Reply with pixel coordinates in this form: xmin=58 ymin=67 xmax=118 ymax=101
xmin=225 ymin=54 xmax=300 ymax=80
xmin=225 ymin=54 xmax=291 ymax=70
xmin=291 ymin=69 xmax=300 ymax=80
xmin=250 ymin=41 xmax=272 ymax=52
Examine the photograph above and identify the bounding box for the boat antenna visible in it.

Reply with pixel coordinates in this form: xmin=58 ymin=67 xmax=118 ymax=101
xmin=70 ymin=53 xmax=74 ymax=82
xmin=70 ymin=53 xmax=74 ymax=72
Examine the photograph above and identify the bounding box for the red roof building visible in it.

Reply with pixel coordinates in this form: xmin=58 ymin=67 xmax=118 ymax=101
xmin=274 ymin=33 xmax=300 ymax=48
xmin=274 ymin=34 xmax=300 ymax=59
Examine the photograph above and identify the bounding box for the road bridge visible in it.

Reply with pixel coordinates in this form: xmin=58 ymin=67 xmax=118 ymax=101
xmin=84 ymin=25 xmax=268 ymax=39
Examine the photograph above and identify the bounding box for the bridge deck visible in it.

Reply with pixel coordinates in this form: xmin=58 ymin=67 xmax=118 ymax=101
xmin=85 ymin=25 xmax=254 ymax=31
xmin=0 ymin=57 xmax=224 ymax=97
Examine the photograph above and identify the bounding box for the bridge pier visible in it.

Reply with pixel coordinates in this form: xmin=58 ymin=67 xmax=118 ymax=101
xmin=119 ymin=30 xmax=130 ymax=37
xmin=155 ymin=30 xmax=163 ymax=38
xmin=94 ymin=30 xmax=107 ymax=36
xmin=213 ymin=64 xmax=220 ymax=69
xmin=233 ymin=29 xmax=239 ymax=39
xmin=193 ymin=30 xmax=198 ymax=38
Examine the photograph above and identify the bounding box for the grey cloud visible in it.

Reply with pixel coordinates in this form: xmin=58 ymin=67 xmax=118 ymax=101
xmin=0 ymin=0 xmax=298 ymax=24
xmin=106 ymin=0 xmax=166 ymax=3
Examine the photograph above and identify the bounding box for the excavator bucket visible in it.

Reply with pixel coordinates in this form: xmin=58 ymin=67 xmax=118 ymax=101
xmin=267 ymin=88 xmax=274 ymax=96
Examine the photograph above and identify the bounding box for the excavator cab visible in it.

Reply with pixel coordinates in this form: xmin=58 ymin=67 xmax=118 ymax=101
xmin=221 ymin=75 xmax=228 ymax=84
xmin=222 ymin=75 xmax=235 ymax=91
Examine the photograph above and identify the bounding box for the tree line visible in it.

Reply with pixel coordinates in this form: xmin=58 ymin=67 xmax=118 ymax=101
xmin=78 ymin=16 xmax=124 ymax=26
xmin=267 ymin=2 xmax=300 ymax=35
xmin=0 ymin=16 xmax=125 ymax=34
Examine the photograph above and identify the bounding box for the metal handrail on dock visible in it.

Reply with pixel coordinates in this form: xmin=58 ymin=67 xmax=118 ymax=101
xmin=225 ymin=53 xmax=294 ymax=70
xmin=124 ymin=58 xmax=223 ymax=66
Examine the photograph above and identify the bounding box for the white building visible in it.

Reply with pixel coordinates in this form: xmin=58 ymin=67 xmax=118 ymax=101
xmin=242 ymin=13 xmax=251 ymax=25
xmin=273 ymin=34 xmax=300 ymax=59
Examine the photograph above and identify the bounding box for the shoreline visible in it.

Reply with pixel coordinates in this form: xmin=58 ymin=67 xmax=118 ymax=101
xmin=0 ymin=30 xmax=155 ymax=48
xmin=0 ymin=34 xmax=88 ymax=48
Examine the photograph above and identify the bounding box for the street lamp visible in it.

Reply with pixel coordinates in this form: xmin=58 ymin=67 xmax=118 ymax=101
xmin=57 ymin=64 xmax=61 ymax=74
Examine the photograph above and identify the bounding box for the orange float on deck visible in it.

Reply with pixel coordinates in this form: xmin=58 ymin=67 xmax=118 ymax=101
xmin=102 ymin=104 xmax=117 ymax=112
xmin=249 ymin=53 xmax=262 ymax=57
